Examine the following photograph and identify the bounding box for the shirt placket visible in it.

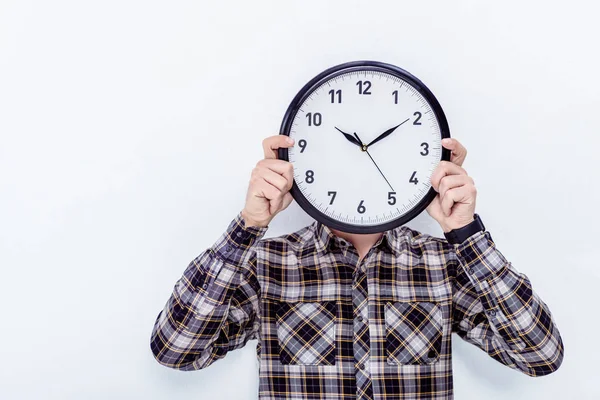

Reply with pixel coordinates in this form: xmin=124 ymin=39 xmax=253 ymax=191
xmin=352 ymin=258 xmax=373 ymax=400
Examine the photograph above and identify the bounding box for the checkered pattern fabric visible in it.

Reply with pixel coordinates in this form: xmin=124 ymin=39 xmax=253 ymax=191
xmin=276 ymin=301 xmax=337 ymax=365
xmin=151 ymin=212 xmax=564 ymax=399
xmin=385 ymin=302 xmax=443 ymax=365
xmin=353 ymin=265 xmax=374 ymax=399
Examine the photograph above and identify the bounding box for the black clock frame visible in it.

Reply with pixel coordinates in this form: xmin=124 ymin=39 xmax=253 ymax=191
xmin=278 ymin=60 xmax=451 ymax=234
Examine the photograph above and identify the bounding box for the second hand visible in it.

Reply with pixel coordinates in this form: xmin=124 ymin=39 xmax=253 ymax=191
xmin=353 ymin=132 xmax=395 ymax=192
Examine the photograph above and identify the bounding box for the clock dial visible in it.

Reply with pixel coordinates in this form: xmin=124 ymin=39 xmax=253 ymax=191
xmin=280 ymin=61 xmax=450 ymax=233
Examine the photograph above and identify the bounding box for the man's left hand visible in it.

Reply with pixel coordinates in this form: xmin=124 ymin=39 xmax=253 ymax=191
xmin=426 ymin=138 xmax=477 ymax=233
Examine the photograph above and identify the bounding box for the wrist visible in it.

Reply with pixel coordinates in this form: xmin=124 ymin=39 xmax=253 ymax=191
xmin=241 ymin=209 xmax=270 ymax=228
xmin=441 ymin=216 xmax=475 ymax=233
xmin=443 ymin=214 xmax=484 ymax=245
xmin=215 ymin=213 xmax=268 ymax=263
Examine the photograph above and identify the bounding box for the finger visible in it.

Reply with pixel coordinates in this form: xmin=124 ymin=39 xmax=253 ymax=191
xmin=281 ymin=192 xmax=294 ymax=210
xmin=263 ymin=135 xmax=295 ymax=159
xmin=440 ymin=185 xmax=475 ymax=217
xmin=438 ymin=174 xmax=474 ymax=199
xmin=269 ymin=195 xmax=284 ymax=215
xmin=441 ymin=138 xmax=467 ymax=167
xmin=257 ymin=159 xmax=294 ymax=190
xmin=256 ymin=166 xmax=289 ymax=192
xmin=430 ymin=161 xmax=467 ymax=192
xmin=264 ymin=183 xmax=289 ymax=215
xmin=251 ymin=177 xmax=282 ymax=201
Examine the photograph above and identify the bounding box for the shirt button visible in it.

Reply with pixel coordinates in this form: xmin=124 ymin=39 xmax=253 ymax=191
xmin=468 ymin=267 xmax=474 ymax=274
xmin=357 ymin=315 xmax=364 ymax=322
xmin=202 ymin=283 xmax=208 ymax=290
xmin=236 ymin=232 xmax=242 ymax=238
xmin=488 ymin=309 xmax=496 ymax=316
xmin=357 ymin=363 xmax=364 ymax=370
xmin=224 ymin=246 xmax=232 ymax=253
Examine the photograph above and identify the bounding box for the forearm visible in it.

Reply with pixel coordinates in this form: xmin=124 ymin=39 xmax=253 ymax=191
xmin=150 ymin=213 xmax=266 ymax=370
xmin=453 ymin=230 xmax=564 ymax=376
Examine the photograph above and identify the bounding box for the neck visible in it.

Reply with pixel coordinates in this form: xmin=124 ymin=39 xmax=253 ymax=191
xmin=330 ymin=228 xmax=384 ymax=262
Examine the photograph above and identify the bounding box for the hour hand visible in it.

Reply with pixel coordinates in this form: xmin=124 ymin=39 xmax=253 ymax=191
xmin=335 ymin=126 xmax=362 ymax=147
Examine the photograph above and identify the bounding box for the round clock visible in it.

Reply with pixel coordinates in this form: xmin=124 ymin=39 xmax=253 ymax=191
xmin=278 ymin=60 xmax=451 ymax=234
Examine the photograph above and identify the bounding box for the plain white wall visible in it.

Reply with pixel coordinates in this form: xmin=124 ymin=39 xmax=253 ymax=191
xmin=1 ymin=0 xmax=598 ymax=399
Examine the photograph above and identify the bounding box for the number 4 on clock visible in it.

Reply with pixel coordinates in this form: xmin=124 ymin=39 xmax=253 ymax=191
xmin=409 ymin=171 xmax=418 ymax=185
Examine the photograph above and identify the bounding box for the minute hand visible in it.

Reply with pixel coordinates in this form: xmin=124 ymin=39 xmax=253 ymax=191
xmin=366 ymin=118 xmax=410 ymax=148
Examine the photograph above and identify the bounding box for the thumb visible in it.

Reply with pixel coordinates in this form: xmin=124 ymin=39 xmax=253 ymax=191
xmin=426 ymin=196 xmax=443 ymax=221
xmin=281 ymin=192 xmax=294 ymax=210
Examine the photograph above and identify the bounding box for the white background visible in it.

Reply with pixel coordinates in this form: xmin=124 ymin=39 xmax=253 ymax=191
xmin=0 ymin=1 xmax=598 ymax=399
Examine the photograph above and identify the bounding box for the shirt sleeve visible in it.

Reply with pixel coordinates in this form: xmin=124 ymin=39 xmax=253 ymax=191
xmin=450 ymin=229 xmax=565 ymax=377
xmin=150 ymin=213 xmax=268 ymax=371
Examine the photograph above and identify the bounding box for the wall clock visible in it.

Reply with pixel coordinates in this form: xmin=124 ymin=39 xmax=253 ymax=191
xmin=278 ymin=60 xmax=450 ymax=234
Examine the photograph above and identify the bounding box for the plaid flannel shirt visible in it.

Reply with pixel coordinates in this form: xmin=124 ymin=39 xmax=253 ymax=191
xmin=150 ymin=213 xmax=564 ymax=400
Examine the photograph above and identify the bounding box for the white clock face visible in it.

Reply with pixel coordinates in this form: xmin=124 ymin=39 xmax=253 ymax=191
xmin=286 ymin=67 xmax=446 ymax=231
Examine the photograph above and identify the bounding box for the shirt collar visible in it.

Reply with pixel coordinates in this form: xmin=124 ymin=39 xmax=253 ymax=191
xmin=314 ymin=221 xmax=405 ymax=256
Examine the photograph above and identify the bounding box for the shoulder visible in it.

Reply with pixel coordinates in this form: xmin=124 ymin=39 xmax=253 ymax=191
xmin=389 ymin=225 xmax=454 ymax=253
xmin=257 ymin=223 xmax=319 ymax=254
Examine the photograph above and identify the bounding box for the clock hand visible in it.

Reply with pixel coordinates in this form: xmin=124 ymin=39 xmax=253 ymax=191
xmin=335 ymin=126 xmax=362 ymax=147
xmin=353 ymin=132 xmax=367 ymax=151
xmin=364 ymin=150 xmax=395 ymax=192
xmin=365 ymin=118 xmax=410 ymax=148
xmin=353 ymin=132 xmax=395 ymax=191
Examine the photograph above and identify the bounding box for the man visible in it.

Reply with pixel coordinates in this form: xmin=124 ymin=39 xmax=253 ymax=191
xmin=150 ymin=135 xmax=564 ymax=399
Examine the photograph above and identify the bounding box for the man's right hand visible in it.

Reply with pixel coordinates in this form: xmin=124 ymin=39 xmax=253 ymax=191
xmin=241 ymin=135 xmax=295 ymax=228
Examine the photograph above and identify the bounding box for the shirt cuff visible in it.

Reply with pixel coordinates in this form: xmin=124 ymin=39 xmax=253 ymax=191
xmin=213 ymin=212 xmax=268 ymax=263
xmin=454 ymin=230 xmax=508 ymax=282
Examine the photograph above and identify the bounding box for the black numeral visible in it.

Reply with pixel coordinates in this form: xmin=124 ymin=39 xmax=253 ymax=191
xmin=327 ymin=191 xmax=337 ymax=205
xmin=357 ymin=200 xmax=366 ymax=214
xmin=409 ymin=171 xmax=418 ymax=185
xmin=356 ymin=80 xmax=372 ymax=95
xmin=413 ymin=111 xmax=422 ymax=125
xmin=392 ymin=90 xmax=398 ymax=104
xmin=420 ymin=142 xmax=429 ymax=156
xmin=298 ymin=139 xmax=307 ymax=153
xmin=305 ymin=170 xmax=314 ymax=184
xmin=387 ymin=192 xmax=396 ymax=205
xmin=306 ymin=112 xmax=322 ymax=126
xmin=328 ymin=89 xmax=342 ymax=103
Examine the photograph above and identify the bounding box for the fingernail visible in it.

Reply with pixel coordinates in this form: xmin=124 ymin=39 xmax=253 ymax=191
xmin=286 ymin=137 xmax=294 ymax=144
xmin=442 ymin=138 xmax=452 ymax=145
